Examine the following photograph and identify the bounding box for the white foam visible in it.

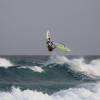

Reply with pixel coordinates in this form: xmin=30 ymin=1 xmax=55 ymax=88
xmin=50 ymin=56 xmax=100 ymax=77
xmin=48 ymin=55 xmax=69 ymax=64
xmin=69 ymin=58 xmax=100 ymax=77
xmin=0 ymin=58 xmax=13 ymax=68
xmin=0 ymin=82 xmax=100 ymax=100
xmin=19 ymin=66 xmax=44 ymax=73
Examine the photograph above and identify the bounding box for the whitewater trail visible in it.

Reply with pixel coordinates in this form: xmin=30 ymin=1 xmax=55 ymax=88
xmin=0 ymin=82 xmax=100 ymax=100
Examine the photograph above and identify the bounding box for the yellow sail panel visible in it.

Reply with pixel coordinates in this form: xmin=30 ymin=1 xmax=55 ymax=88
xmin=55 ymin=43 xmax=71 ymax=53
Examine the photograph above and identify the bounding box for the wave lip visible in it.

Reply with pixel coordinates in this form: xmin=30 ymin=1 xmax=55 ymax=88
xmin=69 ymin=58 xmax=100 ymax=78
xmin=49 ymin=56 xmax=100 ymax=78
xmin=0 ymin=58 xmax=13 ymax=68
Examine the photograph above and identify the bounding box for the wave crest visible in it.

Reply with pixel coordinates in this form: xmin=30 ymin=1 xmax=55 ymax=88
xmin=49 ymin=56 xmax=100 ymax=78
xmin=0 ymin=58 xmax=13 ymax=68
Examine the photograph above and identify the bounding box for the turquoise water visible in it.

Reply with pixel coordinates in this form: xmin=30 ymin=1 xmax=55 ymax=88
xmin=0 ymin=55 xmax=100 ymax=100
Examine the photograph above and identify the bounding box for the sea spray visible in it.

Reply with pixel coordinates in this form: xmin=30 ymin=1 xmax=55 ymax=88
xmin=0 ymin=58 xmax=13 ymax=68
xmin=49 ymin=56 xmax=100 ymax=77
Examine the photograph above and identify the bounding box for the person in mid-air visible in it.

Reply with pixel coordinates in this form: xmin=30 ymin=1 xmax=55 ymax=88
xmin=46 ymin=30 xmax=71 ymax=53
xmin=47 ymin=37 xmax=56 ymax=52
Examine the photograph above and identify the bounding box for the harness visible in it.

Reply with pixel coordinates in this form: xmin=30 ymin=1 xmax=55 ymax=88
xmin=47 ymin=41 xmax=54 ymax=51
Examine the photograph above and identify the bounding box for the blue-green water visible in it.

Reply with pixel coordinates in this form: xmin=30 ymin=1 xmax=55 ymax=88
xmin=0 ymin=55 xmax=100 ymax=100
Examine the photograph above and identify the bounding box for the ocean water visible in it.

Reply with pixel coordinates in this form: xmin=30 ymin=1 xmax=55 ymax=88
xmin=0 ymin=55 xmax=100 ymax=100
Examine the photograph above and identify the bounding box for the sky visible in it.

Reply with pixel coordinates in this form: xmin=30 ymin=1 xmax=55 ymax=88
xmin=0 ymin=0 xmax=100 ymax=55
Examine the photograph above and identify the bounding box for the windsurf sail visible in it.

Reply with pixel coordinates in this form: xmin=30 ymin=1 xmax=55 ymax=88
xmin=54 ymin=42 xmax=71 ymax=53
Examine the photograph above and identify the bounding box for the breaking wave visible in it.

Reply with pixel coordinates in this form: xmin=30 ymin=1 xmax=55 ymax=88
xmin=0 ymin=56 xmax=100 ymax=78
xmin=0 ymin=56 xmax=100 ymax=99
xmin=49 ymin=56 xmax=100 ymax=78
xmin=0 ymin=58 xmax=13 ymax=68
xmin=0 ymin=82 xmax=100 ymax=100
xmin=0 ymin=57 xmax=44 ymax=72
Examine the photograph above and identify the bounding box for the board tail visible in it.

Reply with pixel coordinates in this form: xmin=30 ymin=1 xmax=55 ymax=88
xmin=46 ymin=30 xmax=51 ymax=40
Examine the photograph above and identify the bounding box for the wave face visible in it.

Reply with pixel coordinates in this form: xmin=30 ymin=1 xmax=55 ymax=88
xmin=0 ymin=55 xmax=100 ymax=96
